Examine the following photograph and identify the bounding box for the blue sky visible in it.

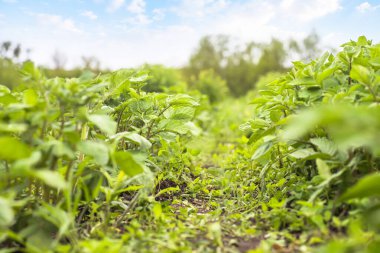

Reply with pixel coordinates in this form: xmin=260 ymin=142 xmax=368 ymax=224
xmin=0 ymin=0 xmax=379 ymax=69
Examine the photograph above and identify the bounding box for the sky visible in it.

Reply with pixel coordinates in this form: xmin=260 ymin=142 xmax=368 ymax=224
xmin=0 ymin=0 xmax=380 ymax=69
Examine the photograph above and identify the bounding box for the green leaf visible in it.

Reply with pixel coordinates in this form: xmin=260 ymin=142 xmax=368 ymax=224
xmin=316 ymin=67 xmax=336 ymax=84
xmin=110 ymin=69 xmax=132 ymax=93
xmin=77 ymin=140 xmax=109 ymax=165
xmin=316 ymin=159 xmax=331 ymax=179
xmin=34 ymin=170 xmax=67 ymax=190
xmin=12 ymin=151 xmax=42 ymax=174
xmin=250 ymin=119 xmax=270 ymax=129
xmin=341 ymin=173 xmax=380 ymax=201
xmin=167 ymin=94 xmax=199 ymax=106
xmin=21 ymin=61 xmax=42 ymax=80
xmin=155 ymin=186 xmax=180 ymax=197
xmin=0 ymin=137 xmax=31 ymax=161
xmin=0 ymin=84 xmax=11 ymax=94
xmin=152 ymin=202 xmax=162 ymax=219
xmin=289 ymin=148 xmax=316 ymax=159
xmin=357 ymin=35 xmax=369 ymax=46
xmin=270 ymin=110 xmax=283 ymax=122
xmin=130 ymin=74 xmax=149 ymax=83
xmin=110 ymin=132 xmax=152 ymax=150
xmin=310 ymin=137 xmax=337 ymax=156
xmin=0 ymin=94 xmax=18 ymax=105
xmin=114 ymin=151 xmax=144 ymax=177
xmin=251 ymin=141 xmax=273 ymax=160
xmin=184 ymin=122 xmax=201 ymax=136
xmin=248 ymin=127 xmax=275 ymax=144
xmin=35 ymin=203 xmax=73 ymax=238
xmin=268 ymin=197 xmax=286 ymax=208
xmin=23 ymin=89 xmax=38 ymax=106
xmin=250 ymin=97 xmax=270 ymax=104
xmin=350 ymin=64 xmax=371 ymax=85
xmin=290 ymin=77 xmax=317 ymax=86
xmin=88 ymin=114 xmax=117 ymax=135
xmin=164 ymin=106 xmax=195 ymax=120
xmin=50 ymin=141 xmax=75 ymax=159
xmin=0 ymin=123 xmax=28 ymax=133
xmin=369 ymin=57 xmax=380 ymax=67
xmin=0 ymin=197 xmax=14 ymax=228
xmin=160 ymin=119 xmax=191 ymax=134
xmin=314 ymin=52 xmax=330 ymax=71
xmin=281 ymin=110 xmax=321 ymax=140
xmin=128 ymin=99 xmax=153 ymax=113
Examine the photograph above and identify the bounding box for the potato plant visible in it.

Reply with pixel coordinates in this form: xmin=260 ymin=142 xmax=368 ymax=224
xmin=0 ymin=63 xmax=199 ymax=251
xmin=242 ymin=36 xmax=380 ymax=251
xmin=1 ymin=36 xmax=380 ymax=253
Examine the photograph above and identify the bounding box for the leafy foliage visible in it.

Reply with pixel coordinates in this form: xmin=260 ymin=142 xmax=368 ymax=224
xmin=0 ymin=63 xmax=199 ymax=251
xmin=192 ymin=69 xmax=229 ymax=103
xmin=142 ymin=64 xmax=186 ymax=93
xmin=1 ymin=36 xmax=379 ymax=253
xmin=242 ymin=35 xmax=380 ymax=251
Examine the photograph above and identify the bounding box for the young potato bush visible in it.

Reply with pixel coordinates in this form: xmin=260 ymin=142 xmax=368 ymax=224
xmin=1 ymin=36 xmax=380 ymax=253
xmin=243 ymin=36 xmax=380 ymax=251
xmin=193 ymin=69 xmax=229 ymax=104
xmin=0 ymin=63 xmax=199 ymax=251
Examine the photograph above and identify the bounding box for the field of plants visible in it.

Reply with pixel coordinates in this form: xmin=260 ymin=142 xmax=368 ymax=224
xmin=0 ymin=36 xmax=379 ymax=253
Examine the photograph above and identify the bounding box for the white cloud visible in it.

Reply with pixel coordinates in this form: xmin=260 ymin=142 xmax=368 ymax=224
xmin=107 ymin=0 xmax=125 ymax=12
xmin=8 ymin=0 xmax=379 ymax=70
xmin=33 ymin=13 xmax=82 ymax=33
xmin=356 ymin=2 xmax=380 ymax=12
xmin=356 ymin=2 xmax=371 ymax=12
xmin=126 ymin=14 xmax=151 ymax=25
xmin=81 ymin=10 xmax=97 ymax=20
xmin=126 ymin=0 xmax=151 ymax=25
xmin=175 ymin=0 xmax=229 ymax=18
xmin=153 ymin=9 xmax=165 ymax=21
xmin=95 ymin=25 xmax=198 ymax=68
xmin=280 ymin=0 xmax=342 ymax=21
xmin=205 ymin=1 xmax=277 ymax=41
xmin=127 ymin=0 xmax=145 ymax=14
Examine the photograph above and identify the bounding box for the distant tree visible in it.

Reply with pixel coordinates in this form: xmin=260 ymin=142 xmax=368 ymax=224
xmin=224 ymin=39 xmax=287 ymax=96
xmin=185 ymin=35 xmax=229 ymax=79
xmin=224 ymin=43 xmax=259 ymax=96
xmin=193 ymin=69 xmax=229 ymax=103
xmin=302 ymin=30 xmax=321 ymax=60
xmin=255 ymin=38 xmax=287 ymax=74
xmin=1 ymin=41 xmax=11 ymax=56
xmin=0 ymin=41 xmax=30 ymax=88
xmin=287 ymin=31 xmax=321 ymax=62
xmin=82 ymin=56 xmax=100 ymax=71
xmin=185 ymin=32 xmax=322 ymax=97
xmin=143 ymin=64 xmax=184 ymax=92
xmin=13 ymin=44 xmax=21 ymax=59
xmin=0 ymin=57 xmax=21 ymax=88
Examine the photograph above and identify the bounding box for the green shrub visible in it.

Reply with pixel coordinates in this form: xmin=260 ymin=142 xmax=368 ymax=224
xmin=142 ymin=64 xmax=185 ymax=93
xmin=0 ymin=63 xmax=199 ymax=252
xmin=0 ymin=58 xmax=22 ymax=89
xmin=242 ymin=36 xmax=380 ymax=251
xmin=193 ymin=69 xmax=229 ymax=103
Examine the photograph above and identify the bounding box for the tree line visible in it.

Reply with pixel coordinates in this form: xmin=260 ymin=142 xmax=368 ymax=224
xmin=0 ymin=31 xmax=322 ymax=100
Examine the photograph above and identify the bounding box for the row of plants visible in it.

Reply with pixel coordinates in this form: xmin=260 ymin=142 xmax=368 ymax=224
xmin=0 ymin=63 xmax=201 ymax=252
xmin=239 ymin=36 xmax=380 ymax=251
xmin=1 ymin=36 xmax=379 ymax=252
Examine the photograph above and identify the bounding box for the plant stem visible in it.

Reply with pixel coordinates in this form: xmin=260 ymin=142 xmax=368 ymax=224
xmin=114 ymin=192 xmax=140 ymax=227
xmin=146 ymin=105 xmax=171 ymax=139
